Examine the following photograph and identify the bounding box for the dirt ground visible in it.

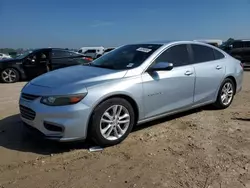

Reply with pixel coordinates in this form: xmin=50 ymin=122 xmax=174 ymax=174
xmin=0 ymin=71 xmax=250 ymax=188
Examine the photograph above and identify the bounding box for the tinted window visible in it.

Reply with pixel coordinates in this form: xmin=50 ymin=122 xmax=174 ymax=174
xmin=244 ymin=41 xmax=250 ymax=47
xmin=213 ymin=49 xmax=225 ymax=60
xmin=91 ymin=44 xmax=162 ymax=70
xmin=154 ymin=44 xmax=190 ymax=67
xmin=0 ymin=54 xmax=2 ymax=56
xmin=191 ymin=44 xmax=215 ymax=63
xmin=84 ymin=50 xmax=96 ymax=53
xmin=52 ymin=50 xmax=71 ymax=58
xmin=233 ymin=41 xmax=244 ymax=49
xmin=104 ymin=48 xmax=114 ymax=53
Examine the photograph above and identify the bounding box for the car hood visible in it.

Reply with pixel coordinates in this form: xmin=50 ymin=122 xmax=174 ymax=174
xmin=0 ymin=58 xmax=18 ymax=64
xmin=30 ymin=65 xmax=128 ymax=88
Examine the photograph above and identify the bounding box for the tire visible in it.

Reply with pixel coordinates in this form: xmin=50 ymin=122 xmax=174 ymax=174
xmin=0 ymin=68 xmax=20 ymax=83
xmin=89 ymin=97 xmax=135 ymax=147
xmin=213 ymin=78 xmax=235 ymax=109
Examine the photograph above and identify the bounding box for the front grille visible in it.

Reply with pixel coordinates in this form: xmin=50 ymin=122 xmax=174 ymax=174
xmin=19 ymin=105 xmax=36 ymax=120
xmin=21 ymin=93 xmax=40 ymax=101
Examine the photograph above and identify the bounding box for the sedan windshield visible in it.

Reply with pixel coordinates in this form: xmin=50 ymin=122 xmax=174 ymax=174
xmin=15 ymin=51 xmax=33 ymax=59
xmin=90 ymin=44 xmax=162 ymax=70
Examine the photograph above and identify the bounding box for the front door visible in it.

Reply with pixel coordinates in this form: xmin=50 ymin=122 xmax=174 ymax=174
xmin=142 ymin=44 xmax=195 ymax=118
xmin=23 ymin=50 xmax=49 ymax=79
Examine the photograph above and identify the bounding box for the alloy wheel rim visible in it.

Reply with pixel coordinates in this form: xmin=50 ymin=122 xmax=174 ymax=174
xmin=100 ymin=105 xmax=130 ymax=141
xmin=221 ymin=82 xmax=233 ymax=106
xmin=2 ymin=69 xmax=16 ymax=83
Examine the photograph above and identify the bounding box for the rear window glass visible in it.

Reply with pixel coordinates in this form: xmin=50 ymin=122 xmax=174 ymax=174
xmin=191 ymin=44 xmax=215 ymax=63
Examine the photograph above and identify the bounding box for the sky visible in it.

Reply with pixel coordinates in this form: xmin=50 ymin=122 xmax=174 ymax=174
xmin=0 ymin=0 xmax=250 ymax=48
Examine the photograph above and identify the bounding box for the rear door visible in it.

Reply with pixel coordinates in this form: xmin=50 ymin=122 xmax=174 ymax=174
xmin=51 ymin=49 xmax=76 ymax=70
xmin=190 ymin=44 xmax=226 ymax=104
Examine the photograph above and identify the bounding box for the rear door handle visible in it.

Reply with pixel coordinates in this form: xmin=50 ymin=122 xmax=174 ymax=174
xmin=184 ymin=71 xmax=193 ymax=76
xmin=216 ymin=65 xmax=222 ymax=70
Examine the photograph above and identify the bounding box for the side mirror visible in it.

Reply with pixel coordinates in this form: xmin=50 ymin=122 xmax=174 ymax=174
xmin=148 ymin=62 xmax=174 ymax=72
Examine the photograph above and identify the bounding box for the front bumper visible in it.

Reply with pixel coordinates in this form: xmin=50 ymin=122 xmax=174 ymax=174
xmin=19 ymin=96 xmax=92 ymax=142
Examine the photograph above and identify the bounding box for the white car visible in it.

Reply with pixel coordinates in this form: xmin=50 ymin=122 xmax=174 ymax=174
xmin=78 ymin=47 xmax=105 ymax=59
xmin=0 ymin=53 xmax=12 ymax=60
xmin=103 ymin=47 xmax=115 ymax=55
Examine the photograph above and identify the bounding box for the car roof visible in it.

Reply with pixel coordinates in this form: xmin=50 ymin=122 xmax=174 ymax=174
xmin=30 ymin=48 xmax=78 ymax=53
xmin=233 ymin=39 xmax=250 ymax=42
xmin=132 ymin=40 xmax=217 ymax=46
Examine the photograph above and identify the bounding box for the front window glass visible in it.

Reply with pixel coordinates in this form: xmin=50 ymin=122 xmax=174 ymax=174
xmin=154 ymin=44 xmax=190 ymax=67
xmin=90 ymin=44 xmax=162 ymax=70
xmin=84 ymin=50 xmax=97 ymax=53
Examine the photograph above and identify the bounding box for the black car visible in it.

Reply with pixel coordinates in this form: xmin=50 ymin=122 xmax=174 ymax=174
xmin=220 ymin=39 xmax=250 ymax=67
xmin=0 ymin=48 xmax=93 ymax=83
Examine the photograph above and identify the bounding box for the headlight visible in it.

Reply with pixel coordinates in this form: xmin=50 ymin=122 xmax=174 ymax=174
xmin=41 ymin=94 xmax=87 ymax=106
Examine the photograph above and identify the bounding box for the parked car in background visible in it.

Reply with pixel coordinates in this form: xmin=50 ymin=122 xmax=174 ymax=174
xmin=8 ymin=51 xmax=18 ymax=58
xmin=0 ymin=53 xmax=12 ymax=60
xmin=194 ymin=39 xmax=223 ymax=47
xmin=0 ymin=48 xmax=92 ymax=83
xmin=19 ymin=41 xmax=243 ymax=147
xmin=220 ymin=39 xmax=250 ymax=67
xmin=95 ymin=47 xmax=116 ymax=59
xmin=78 ymin=46 xmax=105 ymax=59
xmin=103 ymin=47 xmax=115 ymax=55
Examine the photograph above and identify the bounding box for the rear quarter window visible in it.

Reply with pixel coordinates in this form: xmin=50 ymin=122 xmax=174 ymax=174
xmin=213 ymin=49 xmax=225 ymax=60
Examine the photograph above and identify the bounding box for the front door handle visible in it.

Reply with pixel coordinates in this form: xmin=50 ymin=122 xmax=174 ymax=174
xmin=184 ymin=71 xmax=193 ymax=76
xmin=216 ymin=65 xmax=222 ymax=70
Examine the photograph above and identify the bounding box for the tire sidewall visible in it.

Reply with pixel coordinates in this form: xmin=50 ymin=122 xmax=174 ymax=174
xmin=1 ymin=68 xmax=19 ymax=83
xmin=216 ymin=78 xmax=235 ymax=108
xmin=89 ymin=98 xmax=135 ymax=147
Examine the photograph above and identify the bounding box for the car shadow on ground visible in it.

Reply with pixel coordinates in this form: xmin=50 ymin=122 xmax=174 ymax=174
xmin=0 ymin=105 xmax=215 ymax=155
xmin=133 ymin=107 xmax=203 ymax=132
xmin=0 ymin=114 xmax=93 ymax=155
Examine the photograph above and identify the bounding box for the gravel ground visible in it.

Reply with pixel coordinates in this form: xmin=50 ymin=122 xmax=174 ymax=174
xmin=0 ymin=71 xmax=250 ymax=188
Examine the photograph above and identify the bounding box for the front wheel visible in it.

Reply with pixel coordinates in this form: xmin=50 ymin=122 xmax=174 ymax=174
xmin=0 ymin=68 xmax=20 ymax=83
xmin=213 ymin=78 xmax=235 ymax=109
xmin=89 ymin=98 xmax=135 ymax=147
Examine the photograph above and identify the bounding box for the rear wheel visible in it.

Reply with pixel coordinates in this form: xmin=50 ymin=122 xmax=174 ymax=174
xmin=214 ymin=78 xmax=235 ymax=109
xmin=89 ymin=98 xmax=135 ymax=147
xmin=0 ymin=68 xmax=20 ymax=83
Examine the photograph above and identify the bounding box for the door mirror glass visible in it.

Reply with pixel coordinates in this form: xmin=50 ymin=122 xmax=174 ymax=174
xmin=148 ymin=62 xmax=174 ymax=72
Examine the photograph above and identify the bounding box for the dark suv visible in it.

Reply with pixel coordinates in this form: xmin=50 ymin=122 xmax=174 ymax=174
xmin=0 ymin=48 xmax=93 ymax=83
xmin=220 ymin=40 xmax=250 ymax=67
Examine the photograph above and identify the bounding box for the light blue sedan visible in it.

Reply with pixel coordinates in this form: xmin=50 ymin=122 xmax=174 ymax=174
xmin=19 ymin=41 xmax=244 ymax=146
